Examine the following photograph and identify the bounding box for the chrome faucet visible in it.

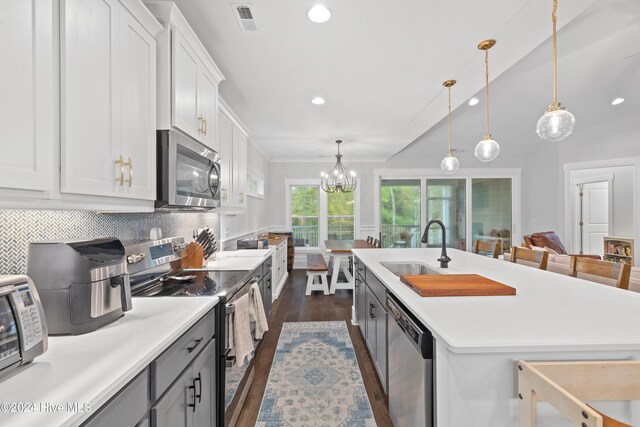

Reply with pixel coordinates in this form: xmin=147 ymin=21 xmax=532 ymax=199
xmin=421 ymin=219 xmax=451 ymax=268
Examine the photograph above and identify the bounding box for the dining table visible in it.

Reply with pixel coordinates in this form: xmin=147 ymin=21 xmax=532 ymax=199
xmin=324 ymin=239 xmax=377 ymax=294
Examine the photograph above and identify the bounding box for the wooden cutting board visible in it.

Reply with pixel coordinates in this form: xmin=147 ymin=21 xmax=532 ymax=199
xmin=400 ymin=274 xmax=516 ymax=297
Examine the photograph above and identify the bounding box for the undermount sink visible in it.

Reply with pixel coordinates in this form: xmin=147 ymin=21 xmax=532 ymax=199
xmin=380 ymin=261 xmax=441 ymax=277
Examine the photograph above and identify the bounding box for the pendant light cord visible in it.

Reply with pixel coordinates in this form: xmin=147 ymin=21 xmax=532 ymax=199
xmin=447 ymin=86 xmax=452 ymax=155
xmin=552 ymin=0 xmax=558 ymax=105
xmin=485 ymin=48 xmax=490 ymax=135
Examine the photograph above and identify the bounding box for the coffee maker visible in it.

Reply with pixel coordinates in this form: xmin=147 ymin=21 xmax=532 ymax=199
xmin=27 ymin=238 xmax=132 ymax=335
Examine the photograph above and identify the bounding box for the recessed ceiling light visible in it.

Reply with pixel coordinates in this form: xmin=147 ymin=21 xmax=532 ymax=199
xmin=311 ymin=96 xmax=326 ymax=105
xmin=611 ymin=97 xmax=625 ymax=105
xmin=468 ymin=97 xmax=479 ymax=106
xmin=308 ymin=5 xmax=331 ymax=23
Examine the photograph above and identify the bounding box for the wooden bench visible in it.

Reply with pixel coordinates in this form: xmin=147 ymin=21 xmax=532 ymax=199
xmin=306 ymin=254 xmax=329 ymax=295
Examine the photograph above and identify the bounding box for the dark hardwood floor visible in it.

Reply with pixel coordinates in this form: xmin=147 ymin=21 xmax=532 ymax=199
xmin=236 ymin=269 xmax=393 ymax=426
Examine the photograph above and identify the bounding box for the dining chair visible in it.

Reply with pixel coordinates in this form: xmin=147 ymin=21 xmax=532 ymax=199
xmin=367 ymin=236 xmax=373 ymax=244
xmin=373 ymin=239 xmax=380 ymax=248
xmin=510 ymin=246 xmax=549 ymax=270
xmin=569 ymin=256 xmax=631 ymax=290
xmin=473 ymin=240 xmax=500 ymax=259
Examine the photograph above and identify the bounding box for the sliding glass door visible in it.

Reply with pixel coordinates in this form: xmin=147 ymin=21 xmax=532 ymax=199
xmin=380 ymin=180 xmax=421 ymax=248
xmin=378 ymin=174 xmax=518 ymax=253
xmin=471 ymin=178 xmax=512 ymax=254
xmin=425 ymin=179 xmax=466 ymax=250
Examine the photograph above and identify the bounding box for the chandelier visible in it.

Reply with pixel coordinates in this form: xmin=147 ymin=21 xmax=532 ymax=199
xmin=320 ymin=140 xmax=357 ymax=193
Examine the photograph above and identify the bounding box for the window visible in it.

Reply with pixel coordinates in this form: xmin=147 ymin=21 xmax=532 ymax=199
xmin=426 ymin=179 xmax=466 ymax=249
xmin=291 ymin=186 xmax=319 ymax=247
xmin=472 ymin=178 xmax=512 ymax=254
xmin=380 ymin=180 xmax=421 ymax=248
xmin=286 ymin=179 xmax=360 ymax=249
xmin=328 ymin=191 xmax=354 ymax=240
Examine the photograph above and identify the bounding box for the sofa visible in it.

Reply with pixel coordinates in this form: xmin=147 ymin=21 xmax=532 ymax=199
xmin=501 ymin=251 xmax=640 ymax=292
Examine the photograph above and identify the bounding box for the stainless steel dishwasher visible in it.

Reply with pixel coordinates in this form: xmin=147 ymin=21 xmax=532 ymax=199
xmin=387 ymin=294 xmax=434 ymax=427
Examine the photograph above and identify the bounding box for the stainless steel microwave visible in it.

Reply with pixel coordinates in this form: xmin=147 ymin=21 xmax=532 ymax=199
xmin=0 ymin=275 xmax=48 ymax=377
xmin=156 ymin=130 xmax=221 ymax=210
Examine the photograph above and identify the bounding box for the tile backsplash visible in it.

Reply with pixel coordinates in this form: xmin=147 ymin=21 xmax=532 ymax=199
xmin=0 ymin=209 xmax=219 ymax=274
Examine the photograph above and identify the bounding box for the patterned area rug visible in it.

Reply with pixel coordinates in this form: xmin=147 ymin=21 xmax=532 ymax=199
xmin=256 ymin=321 xmax=377 ymax=426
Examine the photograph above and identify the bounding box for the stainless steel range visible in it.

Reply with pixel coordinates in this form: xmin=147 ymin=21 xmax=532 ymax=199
xmin=125 ymin=236 xmax=265 ymax=427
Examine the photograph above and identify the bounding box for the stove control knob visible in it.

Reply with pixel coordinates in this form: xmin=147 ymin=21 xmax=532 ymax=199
xmin=127 ymin=253 xmax=146 ymax=264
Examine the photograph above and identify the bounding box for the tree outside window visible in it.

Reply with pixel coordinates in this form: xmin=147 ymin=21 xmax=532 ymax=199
xmin=328 ymin=191 xmax=354 ymax=240
xmin=291 ymin=186 xmax=319 ymax=247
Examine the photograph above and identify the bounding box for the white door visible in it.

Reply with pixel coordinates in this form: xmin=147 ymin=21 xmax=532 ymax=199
xmin=197 ymin=68 xmax=218 ymax=151
xmin=172 ymin=30 xmax=199 ymax=140
xmin=581 ymin=181 xmax=610 ymax=257
xmin=0 ymin=0 xmax=54 ymax=191
xmin=218 ymin=109 xmax=233 ymax=206
xmin=118 ymin=8 xmax=156 ymax=200
xmin=61 ymin=0 xmax=120 ymax=197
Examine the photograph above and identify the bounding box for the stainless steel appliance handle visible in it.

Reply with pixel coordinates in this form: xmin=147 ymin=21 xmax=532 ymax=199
xmin=225 ymin=303 xmax=235 ymax=314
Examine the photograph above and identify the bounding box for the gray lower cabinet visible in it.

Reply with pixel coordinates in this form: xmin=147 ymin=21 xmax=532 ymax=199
xmin=354 ymin=258 xmax=388 ymax=393
xmin=81 ymin=308 xmax=217 ymax=427
xmin=355 ymin=270 xmax=367 ymax=338
xmin=152 ymin=339 xmax=215 ymax=427
xmin=262 ymin=272 xmax=272 ymax=316
xmin=82 ymin=369 xmax=149 ymax=427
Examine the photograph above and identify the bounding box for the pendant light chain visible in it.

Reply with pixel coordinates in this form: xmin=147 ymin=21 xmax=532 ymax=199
xmin=485 ymin=48 xmax=490 ymax=136
xmin=552 ymin=0 xmax=558 ymax=106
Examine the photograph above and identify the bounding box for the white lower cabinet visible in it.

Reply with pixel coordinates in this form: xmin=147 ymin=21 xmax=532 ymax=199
xmin=61 ymin=0 xmax=158 ymax=200
xmin=0 ymin=0 xmax=54 ymax=192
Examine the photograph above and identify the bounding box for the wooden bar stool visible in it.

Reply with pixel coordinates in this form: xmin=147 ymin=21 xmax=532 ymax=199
xmin=518 ymin=360 xmax=636 ymax=427
xmin=473 ymin=240 xmax=500 ymax=259
xmin=569 ymin=256 xmax=631 ymax=290
xmin=510 ymin=246 xmax=549 ymax=270
xmin=305 ymin=254 xmax=329 ymax=295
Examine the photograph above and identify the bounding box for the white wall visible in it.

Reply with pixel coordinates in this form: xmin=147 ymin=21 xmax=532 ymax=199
xmin=220 ymin=140 xmax=270 ymax=245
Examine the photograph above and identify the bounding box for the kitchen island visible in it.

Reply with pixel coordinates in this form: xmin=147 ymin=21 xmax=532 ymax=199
xmin=352 ymin=248 xmax=640 ymax=426
xmin=0 ymin=296 xmax=219 ymax=427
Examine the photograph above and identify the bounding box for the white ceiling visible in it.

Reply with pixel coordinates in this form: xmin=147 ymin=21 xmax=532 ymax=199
xmin=174 ymin=0 xmax=599 ymax=161
xmin=392 ymin=0 xmax=640 ymax=163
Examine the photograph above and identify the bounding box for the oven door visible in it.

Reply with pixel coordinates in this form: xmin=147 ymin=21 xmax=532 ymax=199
xmin=0 ymin=293 xmax=22 ymax=373
xmin=157 ymin=130 xmax=221 ymax=210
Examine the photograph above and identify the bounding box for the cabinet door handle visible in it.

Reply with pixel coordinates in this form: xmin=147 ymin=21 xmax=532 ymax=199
xmin=187 ymin=337 xmax=203 ymax=353
xmin=240 ymin=192 xmax=244 ymax=202
xmin=222 ymin=187 xmax=227 ymax=200
xmin=203 ymin=117 xmax=207 ymax=136
xmin=123 ymin=157 xmax=132 ymax=187
xmin=198 ymin=115 xmax=204 ymax=134
xmin=194 ymin=373 xmax=202 ymax=403
xmin=188 ymin=383 xmax=197 ymax=412
xmin=114 ymin=155 xmax=125 ymax=185
xmin=369 ymin=302 xmax=376 ymax=319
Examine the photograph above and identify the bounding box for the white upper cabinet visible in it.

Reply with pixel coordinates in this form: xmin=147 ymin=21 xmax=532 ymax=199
xmin=146 ymin=1 xmax=224 ymax=151
xmin=61 ymin=0 xmax=161 ymax=200
xmin=0 ymin=0 xmax=54 ymax=192
xmin=172 ymin=30 xmax=199 ymax=138
xmin=218 ymin=99 xmax=248 ymax=211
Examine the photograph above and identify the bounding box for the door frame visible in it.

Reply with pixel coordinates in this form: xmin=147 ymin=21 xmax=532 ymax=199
xmin=570 ymin=174 xmax=614 ymax=254
xmin=564 ymin=157 xmax=640 ymax=264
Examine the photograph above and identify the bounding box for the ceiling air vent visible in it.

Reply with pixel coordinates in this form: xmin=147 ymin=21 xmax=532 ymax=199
xmin=234 ymin=5 xmax=257 ymax=32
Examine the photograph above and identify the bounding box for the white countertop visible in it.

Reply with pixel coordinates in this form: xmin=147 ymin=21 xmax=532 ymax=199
xmin=352 ymin=248 xmax=640 ymax=354
xmin=0 ymin=296 xmax=219 ymax=427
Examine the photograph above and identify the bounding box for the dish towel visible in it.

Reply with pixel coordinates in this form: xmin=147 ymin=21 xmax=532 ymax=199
xmin=232 ymin=293 xmax=253 ymax=367
xmin=249 ymin=282 xmax=269 ymax=340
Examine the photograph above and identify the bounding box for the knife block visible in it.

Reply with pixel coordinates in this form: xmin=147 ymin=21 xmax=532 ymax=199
xmin=181 ymin=242 xmax=205 ymax=269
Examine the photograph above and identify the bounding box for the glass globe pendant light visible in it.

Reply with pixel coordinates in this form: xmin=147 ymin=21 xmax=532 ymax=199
xmin=536 ymin=0 xmax=575 ymax=141
xmin=474 ymin=39 xmax=500 ymax=162
xmin=441 ymin=79 xmax=459 ymax=174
